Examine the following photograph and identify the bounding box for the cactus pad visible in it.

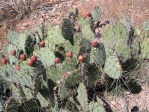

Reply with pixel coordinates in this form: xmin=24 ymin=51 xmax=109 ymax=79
xmin=140 ymin=38 xmax=149 ymax=59
xmin=61 ymin=19 xmax=74 ymax=41
xmin=91 ymin=7 xmax=102 ymax=22
xmin=37 ymin=92 xmax=49 ymax=107
xmin=77 ymin=83 xmax=88 ymax=112
xmin=33 ymin=47 xmax=55 ymax=68
xmin=46 ymin=26 xmax=65 ymax=46
xmin=88 ymin=101 xmax=106 ymax=112
xmin=90 ymin=44 xmax=106 ymax=65
xmin=104 ymin=56 xmax=122 ymax=79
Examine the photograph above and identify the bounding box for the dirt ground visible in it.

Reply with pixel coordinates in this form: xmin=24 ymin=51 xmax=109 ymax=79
xmin=0 ymin=0 xmax=149 ymax=111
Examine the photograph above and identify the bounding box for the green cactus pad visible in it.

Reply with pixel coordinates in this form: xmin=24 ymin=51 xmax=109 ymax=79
xmin=64 ymin=73 xmax=81 ymax=88
xmin=102 ymin=22 xmax=127 ymax=49
xmin=88 ymin=101 xmax=106 ymax=112
xmin=0 ymin=80 xmax=7 ymax=95
xmin=61 ymin=58 xmax=78 ymax=74
xmin=104 ymin=56 xmax=122 ymax=79
xmin=46 ymin=65 xmax=62 ymax=82
xmin=22 ymin=86 xmax=33 ymax=100
xmin=103 ymin=22 xmax=130 ymax=61
xmin=7 ymin=44 xmax=17 ymax=54
xmin=18 ymin=33 xmax=34 ymax=56
xmin=7 ymin=31 xmax=20 ymax=45
xmin=33 ymin=47 xmax=55 ymax=68
xmin=142 ymin=21 xmax=149 ymax=31
xmin=90 ymin=44 xmax=106 ymax=65
xmin=87 ymin=66 xmax=102 ymax=85
xmin=130 ymin=37 xmax=140 ymax=58
xmin=79 ymin=38 xmax=91 ymax=55
xmin=140 ymin=38 xmax=149 ymax=59
xmin=9 ymin=55 xmax=19 ymax=65
xmin=36 ymin=26 xmax=43 ymax=40
xmin=11 ymin=83 xmax=22 ymax=103
xmin=46 ymin=26 xmax=65 ymax=46
xmin=65 ymin=33 xmax=82 ymax=57
xmin=1 ymin=63 xmax=34 ymax=87
xmin=58 ymin=85 xmax=70 ymax=100
xmin=61 ymin=58 xmax=80 ymax=87
xmin=80 ymin=17 xmax=91 ymax=27
xmin=61 ymin=19 xmax=74 ymax=41
xmin=77 ymin=83 xmax=88 ymax=112
xmin=37 ymin=92 xmax=49 ymax=107
xmin=115 ymin=43 xmax=130 ymax=62
xmin=82 ymin=25 xmax=95 ymax=41
xmin=91 ymin=7 xmax=102 ymax=22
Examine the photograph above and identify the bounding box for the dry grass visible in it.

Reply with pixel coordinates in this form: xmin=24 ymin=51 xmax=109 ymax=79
xmin=0 ymin=0 xmax=48 ymax=15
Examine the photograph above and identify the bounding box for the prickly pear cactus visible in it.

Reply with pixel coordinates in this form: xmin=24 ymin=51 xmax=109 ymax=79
xmin=103 ymin=22 xmax=130 ymax=62
xmin=91 ymin=7 xmax=102 ymax=22
xmin=61 ymin=18 xmax=74 ymax=41
xmin=140 ymin=38 xmax=149 ymax=59
xmin=33 ymin=47 xmax=55 ymax=68
xmin=77 ymin=83 xmax=88 ymax=112
xmin=80 ymin=17 xmax=91 ymax=27
xmin=82 ymin=25 xmax=95 ymax=41
xmin=88 ymin=102 xmax=106 ymax=112
xmin=46 ymin=26 xmax=65 ymax=46
xmin=7 ymin=31 xmax=34 ymax=56
xmin=104 ymin=55 xmax=122 ymax=79
xmin=90 ymin=44 xmax=106 ymax=65
xmin=37 ymin=92 xmax=49 ymax=107
xmin=1 ymin=6 xmax=148 ymax=112
xmin=142 ymin=21 xmax=149 ymax=31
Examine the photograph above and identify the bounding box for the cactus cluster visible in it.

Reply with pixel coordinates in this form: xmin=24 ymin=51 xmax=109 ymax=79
xmin=0 ymin=7 xmax=148 ymax=111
